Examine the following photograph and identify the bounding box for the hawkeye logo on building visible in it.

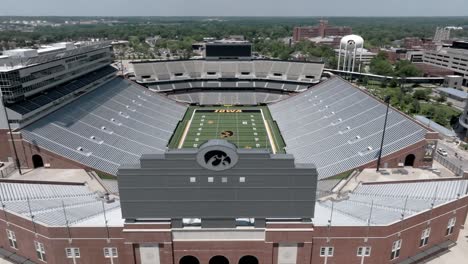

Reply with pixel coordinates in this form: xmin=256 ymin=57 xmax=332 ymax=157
xmin=197 ymin=143 xmax=239 ymax=171
xmin=214 ymin=109 xmax=243 ymax=113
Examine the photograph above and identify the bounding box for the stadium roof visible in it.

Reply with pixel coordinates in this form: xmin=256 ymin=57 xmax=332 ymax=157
xmin=21 ymin=77 xmax=187 ymax=175
xmin=269 ymin=77 xmax=430 ymax=179
xmin=0 ymin=42 xmax=111 ymax=72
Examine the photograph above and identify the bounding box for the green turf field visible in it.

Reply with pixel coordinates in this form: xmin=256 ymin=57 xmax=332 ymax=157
xmin=169 ymin=106 xmax=286 ymax=154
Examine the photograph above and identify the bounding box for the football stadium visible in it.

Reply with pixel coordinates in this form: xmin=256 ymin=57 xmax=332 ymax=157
xmin=0 ymin=41 xmax=467 ymax=264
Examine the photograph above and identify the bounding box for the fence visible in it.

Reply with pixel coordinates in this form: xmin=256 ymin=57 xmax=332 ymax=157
xmin=434 ymin=154 xmax=465 ymax=176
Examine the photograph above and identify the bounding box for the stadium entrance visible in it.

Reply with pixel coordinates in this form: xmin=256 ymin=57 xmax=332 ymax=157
xmin=209 ymin=256 xmax=229 ymax=264
xmin=404 ymin=154 xmax=416 ymax=167
xmin=239 ymin=256 xmax=259 ymax=264
xmin=32 ymin=154 xmax=44 ymax=168
xmin=179 ymin=256 xmax=200 ymax=264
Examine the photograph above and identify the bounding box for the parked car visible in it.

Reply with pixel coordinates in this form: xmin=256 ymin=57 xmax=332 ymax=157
xmin=437 ymin=148 xmax=448 ymax=157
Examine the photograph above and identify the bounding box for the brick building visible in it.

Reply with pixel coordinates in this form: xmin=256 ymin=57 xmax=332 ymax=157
xmin=293 ymin=20 xmax=352 ymax=42
xmin=0 ymin=178 xmax=467 ymax=264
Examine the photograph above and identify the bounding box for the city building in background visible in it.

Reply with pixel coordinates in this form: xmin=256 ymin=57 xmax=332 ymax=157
xmin=293 ymin=20 xmax=352 ymax=43
xmin=422 ymin=41 xmax=468 ymax=85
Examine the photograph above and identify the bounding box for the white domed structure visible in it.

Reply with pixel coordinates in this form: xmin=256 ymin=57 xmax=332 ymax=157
xmin=337 ymin=34 xmax=365 ymax=72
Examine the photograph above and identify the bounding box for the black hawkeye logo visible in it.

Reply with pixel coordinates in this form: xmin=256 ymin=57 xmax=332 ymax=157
xmin=204 ymin=150 xmax=231 ymax=168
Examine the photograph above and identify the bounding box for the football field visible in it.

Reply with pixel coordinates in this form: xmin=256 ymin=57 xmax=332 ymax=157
xmin=175 ymin=107 xmax=282 ymax=153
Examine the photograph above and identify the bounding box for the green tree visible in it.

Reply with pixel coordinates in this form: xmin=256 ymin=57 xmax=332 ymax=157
xmin=370 ymin=58 xmax=394 ymax=76
xmin=434 ymin=110 xmax=449 ymax=127
xmin=411 ymin=99 xmax=421 ymax=114
xmin=389 ymin=79 xmax=398 ymax=88
xmin=395 ymin=60 xmax=422 ymax=77
xmin=413 ymin=90 xmax=429 ymax=101
xmin=437 ymin=95 xmax=447 ymax=103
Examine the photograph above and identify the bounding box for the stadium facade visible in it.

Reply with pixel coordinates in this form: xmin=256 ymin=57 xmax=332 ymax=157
xmin=0 ymin=42 xmax=467 ymax=264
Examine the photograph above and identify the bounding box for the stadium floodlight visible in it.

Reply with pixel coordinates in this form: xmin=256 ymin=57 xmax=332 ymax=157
xmin=376 ymin=96 xmax=391 ymax=172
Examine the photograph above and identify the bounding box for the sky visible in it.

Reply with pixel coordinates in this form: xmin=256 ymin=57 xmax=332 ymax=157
xmin=1 ymin=0 xmax=467 ymax=17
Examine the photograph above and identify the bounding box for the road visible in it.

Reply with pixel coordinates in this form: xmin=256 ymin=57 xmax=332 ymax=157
xmin=437 ymin=141 xmax=468 ymax=171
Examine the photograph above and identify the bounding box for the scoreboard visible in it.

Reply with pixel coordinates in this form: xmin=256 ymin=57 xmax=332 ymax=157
xmin=205 ymin=42 xmax=252 ymax=60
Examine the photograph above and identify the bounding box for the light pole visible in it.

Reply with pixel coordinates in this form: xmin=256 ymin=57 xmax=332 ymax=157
xmin=1 ymin=96 xmax=22 ymax=175
xmin=376 ymin=96 xmax=391 ymax=172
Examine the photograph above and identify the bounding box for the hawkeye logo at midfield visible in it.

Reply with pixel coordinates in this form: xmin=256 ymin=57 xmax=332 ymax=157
xmin=214 ymin=109 xmax=243 ymax=113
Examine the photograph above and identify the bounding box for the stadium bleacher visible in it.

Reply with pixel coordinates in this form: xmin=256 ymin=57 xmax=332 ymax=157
xmin=269 ymin=77 xmax=429 ymax=180
xmin=7 ymin=66 xmax=117 ymax=115
xmin=0 ymin=181 xmax=122 ymax=227
xmin=133 ymin=60 xmax=324 ymax=83
xmin=21 ymin=78 xmax=187 ymax=175
xmin=148 ymin=80 xmax=308 ymax=93
xmin=317 ymin=179 xmax=468 ymax=226
xmin=168 ymin=92 xmax=289 ymax=105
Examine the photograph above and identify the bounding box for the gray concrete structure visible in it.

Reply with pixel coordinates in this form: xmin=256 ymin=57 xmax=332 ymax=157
xmin=117 ymin=140 xmax=318 ymax=227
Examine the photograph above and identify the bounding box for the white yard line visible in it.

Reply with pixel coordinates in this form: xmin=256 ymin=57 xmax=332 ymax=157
xmin=178 ymin=109 xmax=197 ymax=149
xmin=260 ymin=109 xmax=277 ymax=154
xmin=236 ymin=112 xmax=240 ymax=146
xmin=215 ymin=110 xmax=221 ymax=138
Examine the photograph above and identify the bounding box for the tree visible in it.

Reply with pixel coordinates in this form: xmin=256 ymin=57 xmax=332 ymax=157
xmin=437 ymin=95 xmax=447 ymax=103
xmin=362 ymin=76 xmax=369 ymax=86
xmin=411 ymin=99 xmax=421 ymax=114
xmin=370 ymin=58 xmax=394 ymax=76
xmin=380 ymin=79 xmax=388 ymax=88
xmin=389 ymin=79 xmax=398 ymax=88
xmin=434 ymin=110 xmax=449 ymax=127
xmin=394 ymin=60 xmax=422 ymax=77
xmin=413 ymin=90 xmax=429 ymax=101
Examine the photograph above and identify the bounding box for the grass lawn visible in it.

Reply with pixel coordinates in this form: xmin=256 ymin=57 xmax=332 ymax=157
xmin=168 ymin=106 xmax=286 ymax=154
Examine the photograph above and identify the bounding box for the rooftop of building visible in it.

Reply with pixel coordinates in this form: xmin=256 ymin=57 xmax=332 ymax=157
xmin=1 ymin=168 xmax=466 ymax=228
xmin=0 ymin=41 xmax=111 ymax=72
xmin=436 ymin=87 xmax=468 ymax=99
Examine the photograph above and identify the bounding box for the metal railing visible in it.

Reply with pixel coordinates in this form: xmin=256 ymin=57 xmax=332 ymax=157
xmin=434 ymin=154 xmax=464 ymax=176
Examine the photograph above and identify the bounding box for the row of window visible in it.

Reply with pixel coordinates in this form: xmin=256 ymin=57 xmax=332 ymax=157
xmin=319 ymin=217 xmax=457 ymax=260
xmin=319 ymin=246 xmax=371 ymax=257
xmin=190 ymin=176 xmax=246 ymax=183
xmin=65 ymin=247 xmax=117 ymax=259
xmin=6 ymin=229 xmax=117 ymax=262
xmin=5 ymin=217 xmax=458 ymax=261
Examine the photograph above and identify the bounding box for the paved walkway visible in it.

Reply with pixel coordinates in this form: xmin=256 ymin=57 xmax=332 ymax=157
xmin=341 ymin=167 xmax=458 ymax=193
xmin=7 ymin=168 xmax=106 ymax=193
xmin=425 ymin=217 xmax=468 ymax=263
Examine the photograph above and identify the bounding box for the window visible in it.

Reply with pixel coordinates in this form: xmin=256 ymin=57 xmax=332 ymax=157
xmin=420 ymin=228 xmax=431 ymax=247
xmin=357 ymin=246 xmax=371 ymax=256
xmin=390 ymin=239 xmax=402 ymax=260
xmin=66 ymin=248 xmax=80 ymax=259
xmin=35 ymin=241 xmax=46 ymax=262
xmin=446 ymin=217 xmax=456 ymax=236
xmin=190 ymin=177 xmax=196 ymax=183
xmin=222 ymin=177 xmax=228 ymax=183
xmin=104 ymin=247 xmax=118 ymax=258
xmin=239 ymin=177 xmax=246 ymax=183
xmin=320 ymin=247 xmax=334 ymax=257
xmin=6 ymin=230 xmax=17 ymax=249
xmin=208 ymin=177 xmax=214 ymax=183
